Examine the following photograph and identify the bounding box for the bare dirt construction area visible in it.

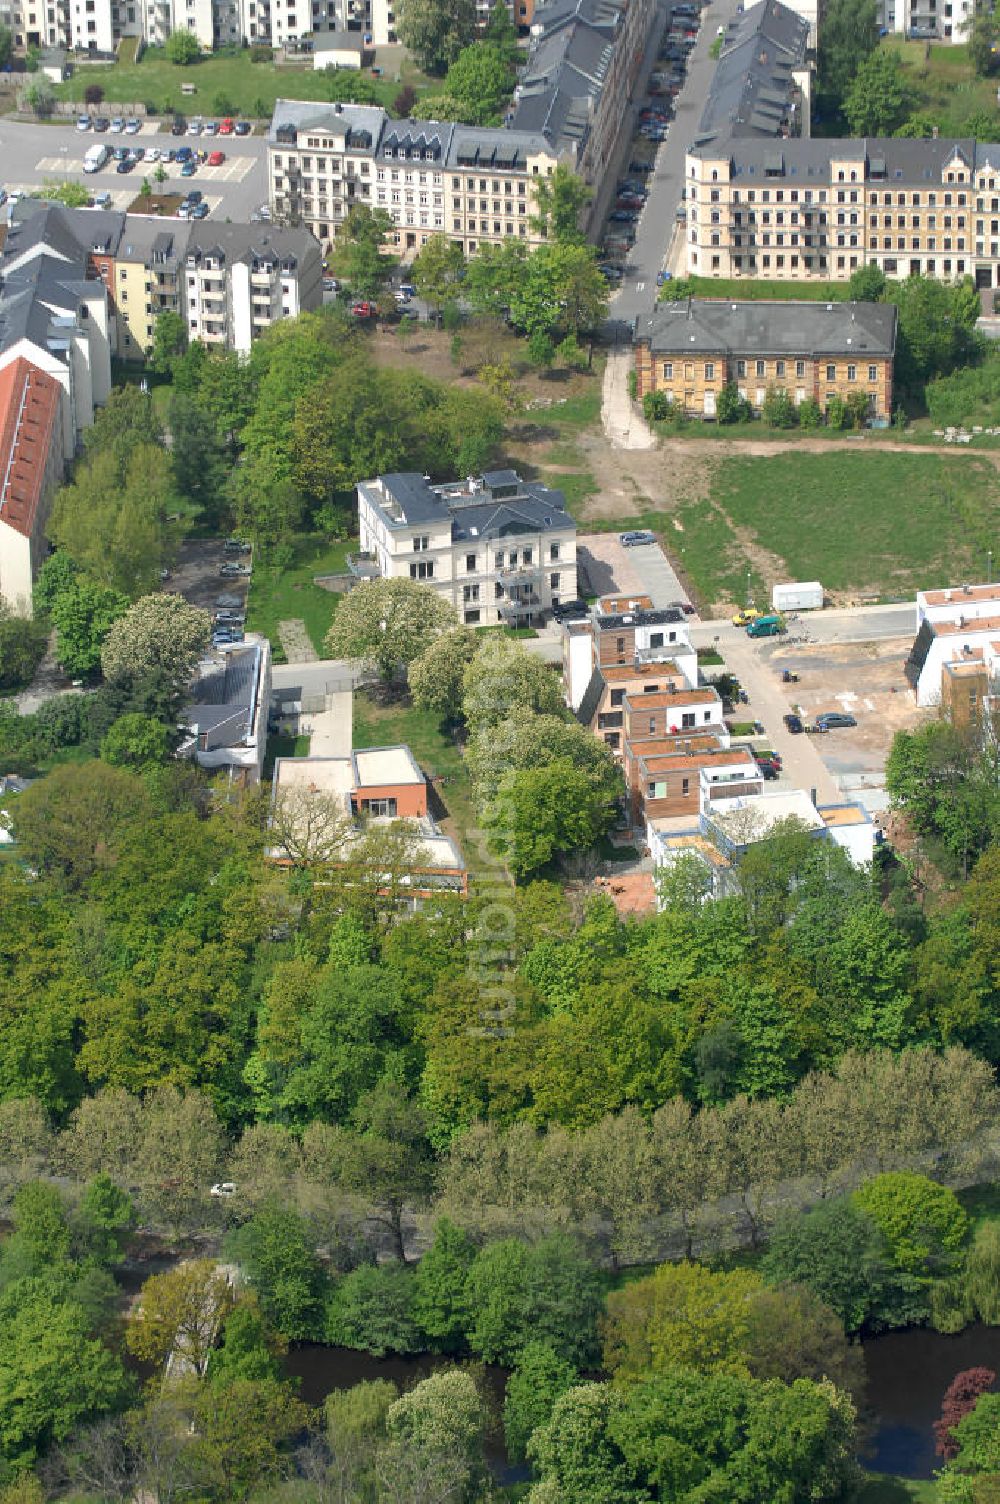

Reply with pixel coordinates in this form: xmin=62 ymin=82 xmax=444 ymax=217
xmin=761 ymin=635 xmax=929 ymax=802
xmin=367 ymin=321 xmax=598 ymax=408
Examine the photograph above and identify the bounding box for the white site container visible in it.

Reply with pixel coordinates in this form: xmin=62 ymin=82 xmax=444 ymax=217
xmin=771 ymin=581 xmax=824 ymax=612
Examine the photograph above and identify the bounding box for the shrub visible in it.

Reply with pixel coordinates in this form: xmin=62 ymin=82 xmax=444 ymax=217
xmin=717 ymin=382 xmax=753 ymax=424
xmin=826 ymin=394 xmax=849 ymax=429
xmin=797 ymin=397 xmax=822 ymax=429
xmin=643 ymin=391 xmax=671 ymax=421
xmin=164 ymin=30 xmax=200 ymax=63
xmin=762 ymin=385 xmax=798 ymax=428
xmin=324 ymin=1265 xmax=422 ymax=1357
xmin=250 ymin=43 xmax=273 ymax=61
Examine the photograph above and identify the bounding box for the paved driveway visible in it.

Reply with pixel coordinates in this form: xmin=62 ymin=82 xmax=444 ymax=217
xmin=626 ymin=538 xmax=693 ymax=611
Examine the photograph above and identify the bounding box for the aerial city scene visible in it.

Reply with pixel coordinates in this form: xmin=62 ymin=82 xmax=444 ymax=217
xmin=0 ymin=0 xmax=998 ymax=1492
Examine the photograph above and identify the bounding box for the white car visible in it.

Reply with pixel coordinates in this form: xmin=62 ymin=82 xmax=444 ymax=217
xmin=144 ymin=146 xmax=160 ymax=162
xmin=209 ymin=1182 xmax=236 ymax=1197
xmin=187 ymin=118 xmax=203 ymax=135
xmin=76 ymin=114 xmax=91 ymax=131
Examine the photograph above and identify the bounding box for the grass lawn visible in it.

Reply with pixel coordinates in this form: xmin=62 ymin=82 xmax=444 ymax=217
xmin=263 ymin=732 xmax=310 ymax=781
xmin=624 ymin=450 xmax=999 ymax=610
xmin=351 ymin=692 xmax=491 ymax=881
xmin=246 ymin=534 xmax=352 ymax=662
xmin=54 ymin=47 xmax=429 ymax=118
xmin=881 ymin=37 xmax=1000 ymax=138
xmin=856 ymin=1476 xmax=941 ymax=1503
xmin=662 ymin=276 xmax=848 ymax=303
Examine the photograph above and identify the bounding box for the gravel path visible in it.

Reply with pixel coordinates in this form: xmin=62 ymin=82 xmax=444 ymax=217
xmin=278 ymin=619 xmax=318 ymax=663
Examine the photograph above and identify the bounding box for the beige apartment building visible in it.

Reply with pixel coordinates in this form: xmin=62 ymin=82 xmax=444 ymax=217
xmin=683 ymin=136 xmax=1000 ymax=287
xmin=270 ymin=101 xmax=562 ymax=253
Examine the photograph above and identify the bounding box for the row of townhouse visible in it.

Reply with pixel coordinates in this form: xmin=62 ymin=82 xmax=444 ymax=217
xmin=906 ymin=580 xmax=1000 ymax=711
xmin=355 ymin=468 xmax=577 ymax=626
xmin=634 ymin=297 xmax=897 ymax=419
xmin=683 ymin=135 xmax=1000 ymax=288
xmin=0 ymin=203 xmax=112 ymax=610
xmin=268 ymin=0 xmax=657 ymax=250
xmin=560 ymin=593 xmax=876 ymax=888
xmin=8 ymin=200 xmax=321 ymax=363
xmin=0 ymin=198 xmax=319 ymax=610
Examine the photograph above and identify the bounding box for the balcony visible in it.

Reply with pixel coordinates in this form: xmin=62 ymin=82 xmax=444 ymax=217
xmin=496 ymin=560 xmax=542 ymax=579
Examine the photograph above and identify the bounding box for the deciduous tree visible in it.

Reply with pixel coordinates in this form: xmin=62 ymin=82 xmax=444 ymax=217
xmin=397 ymin=0 xmax=476 ymax=72
xmin=411 ymin=233 xmax=465 ymax=319
xmin=125 ymin=1259 xmax=235 ymax=1378
xmin=100 ymin=593 xmax=211 ymax=695
xmin=324 ymin=577 xmax=457 ymax=681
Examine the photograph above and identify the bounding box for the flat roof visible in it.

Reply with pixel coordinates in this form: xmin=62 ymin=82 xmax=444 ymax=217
xmin=933 ymin=614 xmax=1000 ymax=636
xmin=656 ymin=832 xmax=732 ymax=868
xmin=353 ymin=745 xmax=423 ymax=787
xmin=709 ymin=789 xmax=825 ymax=840
xmin=921 ymin=582 xmax=1000 ymax=607
xmin=818 ymin=803 xmax=871 ymax=828
xmin=629 ymin=734 xmax=724 ymax=757
xmin=602 ymin=661 xmax=681 ymax=683
xmin=273 ymin=755 xmax=355 ymax=800
xmin=642 ymin=747 xmax=754 ymax=774
xmin=624 ymin=688 xmax=721 ymax=709
xmin=943 ymin=655 xmax=986 ymax=672
xmin=599 ymin=593 xmax=654 ymax=613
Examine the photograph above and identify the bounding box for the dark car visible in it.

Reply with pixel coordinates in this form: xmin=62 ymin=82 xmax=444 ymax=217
xmin=93 ymin=116 xmax=110 ymax=131
xmin=550 ymin=598 xmax=590 ymax=622
xmin=171 ymin=117 xmax=186 ymax=135
xmin=815 ymin=711 xmax=858 ymax=730
xmin=757 ymin=761 xmax=779 ymax=781
xmin=184 ymin=189 xmax=204 ymax=204
xmin=783 ymin=712 xmax=804 ymax=734
xmin=116 ymin=158 xmax=134 ymax=174
xmin=609 ymin=210 xmax=638 ymax=223
xmin=176 ymin=146 xmax=194 ymax=162
xmin=234 ymin=120 xmax=251 ymax=135
xmin=191 ymin=202 xmax=209 ymax=219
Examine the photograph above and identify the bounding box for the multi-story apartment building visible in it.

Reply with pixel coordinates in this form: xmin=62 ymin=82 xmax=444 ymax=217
xmin=0 ymin=201 xmax=115 ymax=610
xmin=880 ymin=0 xmax=971 ymax=44
xmin=634 ymin=298 xmax=897 ymax=419
xmin=511 ymin=0 xmax=656 ymax=192
xmin=356 ymin=469 xmax=577 ymax=626
xmin=269 ymin=100 xmax=561 ymax=253
xmin=182 ymin=222 xmax=323 ymax=350
xmin=684 ymin=135 xmax=1000 ymax=287
xmin=907 ymin=581 xmax=1000 ymax=706
xmin=5 ymin=0 xmax=213 ymax=53
xmin=697 ymin=0 xmax=812 ymax=146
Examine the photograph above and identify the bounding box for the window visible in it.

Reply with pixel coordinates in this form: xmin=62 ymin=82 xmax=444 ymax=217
xmin=868 ymin=364 xmax=878 ymax=382
xmin=682 ymin=712 xmax=695 ymax=729
xmin=648 ymin=718 xmax=656 ymax=734
xmin=776 ymin=359 xmax=785 ymax=378
xmin=610 ymin=689 xmax=625 ymax=707
xmin=737 ymin=359 xmax=746 ymax=378
xmin=704 ymin=362 xmax=715 ymax=380
xmin=649 ymin=632 xmax=664 ymax=648
xmin=755 ymin=359 xmax=765 ymax=377
xmin=662 ymin=361 xmax=673 ymax=379
xmin=681 ymin=777 xmax=690 ymax=795
xmin=826 ymin=363 xmax=836 ymax=382
xmin=522 ymin=548 xmax=532 ymax=565
xmin=616 ymin=637 xmax=625 ymax=656
xmin=413 ymin=535 xmax=429 ymax=552
xmin=463 ymin=584 xmax=480 ymax=602
xmin=796 ymin=359 xmax=805 ymax=378
xmin=495 ymin=551 xmax=504 ymax=568
xmin=550 ymin=573 xmax=560 ymax=591
xmin=464 ymin=608 xmax=481 ymax=624
xmin=550 ymin=541 xmax=560 ymax=561
xmin=409 ymin=560 xmax=434 ymax=580
xmin=362 ymin=797 xmax=397 ymax=816
xmin=466 ymin=553 xmax=476 ymax=572
xmin=847 ymin=364 xmax=857 ymax=381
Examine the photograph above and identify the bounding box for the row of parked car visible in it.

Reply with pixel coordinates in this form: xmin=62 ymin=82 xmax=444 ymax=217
xmin=212 ymin=540 xmax=251 ymax=646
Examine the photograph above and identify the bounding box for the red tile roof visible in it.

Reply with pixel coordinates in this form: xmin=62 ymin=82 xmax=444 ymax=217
xmin=0 ymin=359 xmax=61 ymax=541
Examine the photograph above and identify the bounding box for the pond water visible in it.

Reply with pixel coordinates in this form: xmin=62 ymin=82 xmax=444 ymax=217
xmin=283 ymin=1344 xmax=528 ymax=1484
xmin=862 ymin=1323 xmax=1000 ymax=1478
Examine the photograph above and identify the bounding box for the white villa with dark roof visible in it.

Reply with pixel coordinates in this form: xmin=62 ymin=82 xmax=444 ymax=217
xmin=356 ymin=470 xmax=577 ymax=627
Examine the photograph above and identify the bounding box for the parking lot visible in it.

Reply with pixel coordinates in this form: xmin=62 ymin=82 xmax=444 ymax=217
xmin=0 ymin=118 xmax=267 ymax=222
xmin=166 ymin=539 xmax=252 ymax=645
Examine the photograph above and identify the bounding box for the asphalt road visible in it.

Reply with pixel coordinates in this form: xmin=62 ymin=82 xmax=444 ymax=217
xmin=611 ymin=0 xmax=747 ymax=330
xmin=691 ymin=603 xmax=916 ymax=647
xmin=0 ymin=117 xmax=268 ymax=222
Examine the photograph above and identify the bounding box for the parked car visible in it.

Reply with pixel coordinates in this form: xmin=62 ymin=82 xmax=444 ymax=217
xmin=176 ymin=145 xmax=193 ymax=162
xmin=620 ymin=529 xmax=656 ymax=547
xmin=550 ymin=599 xmax=589 ymax=621
xmin=76 ymin=114 xmax=92 ymax=131
xmin=144 ymin=146 xmax=159 ymax=162
xmin=205 ymin=150 xmax=223 ymax=166
xmin=783 ymin=712 xmax=804 ymax=734
xmin=323 ymin=276 xmax=340 ymax=292
xmin=112 ymin=145 xmax=128 ymax=161
xmin=212 ymin=630 xmax=244 ymax=646
xmin=93 ymin=116 xmax=110 ymax=131
xmin=116 ymin=158 xmax=134 ymax=174
xmin=234 ymin=120 xmax=251 ymax=135
xmin=171 ymin=117 xmax=187 ymax=135
xmin=224 ymin=538 xmax=251 ymax=552
xmin=187 ymin=118 xmax=203 ymax=135
xmin=127 ymin=148 xmax=143 ymax=162
xmin=746 ymin=615 xmax=784 ymax=638
xmin=219 ymin=117 xmax=234 ymax=134
xmin=183 ymin=186 xmax=204 ymax=203
xmin=351 ymin=300 xmax=375 ymax=317
xmin=398 ymin=281 xmax=416 ymax=297
xmin=203 ymin=119 xmax=219 ymax=135
xmin=757 ymin=760 xmax=779 ymax=781
xmin=93 ymin=191 xmax=112 ymax=208
xmin=219 ymin=562 xmax=251 ymax=577
xmin=124 ymin=118 xmax=141 ymax=134
xmin=599 ymin=263 xmax=623 ymax=281
xmin=181 ymin=161 xmax=197 ymax=177
xmin=110 ymin=117 xmax=125 ymax=132
xmin=191 ymin=202 xmax=209 ymax=219
xmin=668 ymin=599 xmax=696 ymax=615
xmin=214 ymin=610 xmax=246 ymax=626
xmin=210 ymin=1182 xmax=237 ymax=1196
xmin=732 ymin=608 xmax=759 ymax=627
xmin=815 ymin=711 xmax=858 ymax=730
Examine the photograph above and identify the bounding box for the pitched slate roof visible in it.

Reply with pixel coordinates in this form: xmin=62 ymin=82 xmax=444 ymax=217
xmin=697 ymin=0 xmax=809 ymax=144
xmin=636 ymin=298 xmax=897 ymax=358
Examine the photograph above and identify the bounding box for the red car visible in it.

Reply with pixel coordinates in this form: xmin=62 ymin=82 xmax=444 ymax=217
xmin=219 ymin=117 xmax=234 ymax=135
xmin=351 ymin=301 xmax=375 ymax=318
xmin=207 ymin=150 xmax=225 ymax=166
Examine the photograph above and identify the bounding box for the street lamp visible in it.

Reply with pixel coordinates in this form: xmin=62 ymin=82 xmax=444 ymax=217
xmin=745 ymin=566 xmax=752 ymax=608
xmin=988 ymin=549 xmax=994 ymax=584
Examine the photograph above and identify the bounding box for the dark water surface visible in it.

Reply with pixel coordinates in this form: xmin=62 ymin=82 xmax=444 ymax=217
xmin=862 ymin=1323 xmax=1000 ymax=1477
xmin=283 ymin=1344 xmax=527 ymax=1482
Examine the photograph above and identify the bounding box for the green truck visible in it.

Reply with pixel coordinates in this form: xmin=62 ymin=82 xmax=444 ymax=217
xmin=746 ymin=614 xmax=784 ymax=638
